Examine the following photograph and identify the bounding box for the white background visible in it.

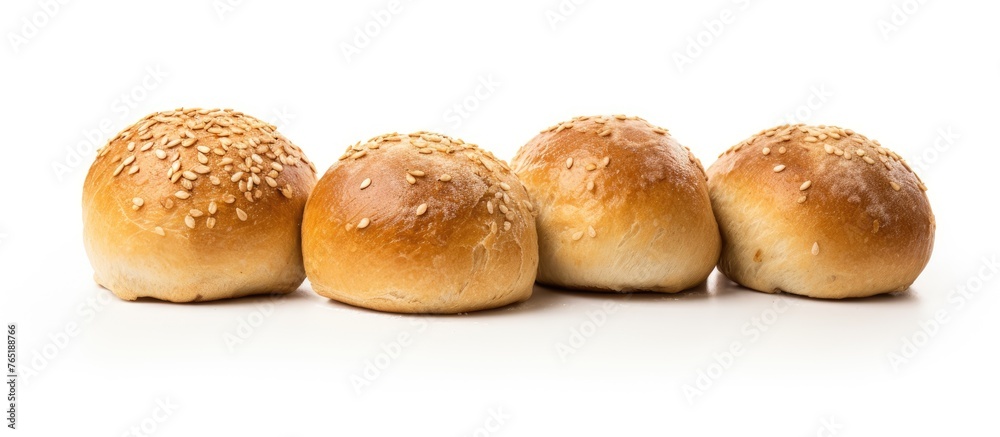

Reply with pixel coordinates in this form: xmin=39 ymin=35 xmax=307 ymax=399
xmin=2 ymin=0 xmax=998 ymax=435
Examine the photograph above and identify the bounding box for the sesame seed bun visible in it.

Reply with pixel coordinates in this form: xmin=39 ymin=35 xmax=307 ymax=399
xmin=302 ymin=132 xmax=538 ymax=314
xmin=707 ymin=124 xmax=935 ymax=299
xmin=82 ymin=108 xmax=317 ymax=302
xmin=511 ymin=115 xmax=721 ymax=293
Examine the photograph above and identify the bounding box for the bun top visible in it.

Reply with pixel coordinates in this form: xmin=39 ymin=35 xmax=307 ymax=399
xmin=708 ymin=124 xmax=935 ymax=259
xmin=311 ymin=131 xmax=536 ymax=240
xmin=512 ymin=114 xmax=709 ymax=212
xmin=84 ymin=108 xmax=316 ymax=236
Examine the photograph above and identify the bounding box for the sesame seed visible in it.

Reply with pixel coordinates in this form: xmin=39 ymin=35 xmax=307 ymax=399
xmin=208 ymin=201 xmax=217 ymax=215
xmin=167 ymin=139 xmax=182 ymax=148
xmin=587 ymin=226 xmax=596 ymax=238
xmin=598 ymin=129 xmax=612 ymax=137
xmin=265 ymin=177 xmax=277 ymax=188
xmin=197 ymin=145 xmax=211 ymax=154
xmin=587 ymin=181 xmax=594 ymax=191
xmin=184 ymin=215 xmax=196 ymax=229
xmin=762 ymin=147 xmax=771 ymax=155
xmin=778 ymin=147 xmax=787 ymax=154
xmin=271 ymin=162 xmax=283 ymax=171
xmin=487 ymin=200 xmax=494 ymax=214
xmin=522 ymin=200 xmax=533 ymax=211
xmin=132 ymin=197 xmax=144 ymax=208
xmin=281 ymin=185 xmax=293 ymax=198
xmin=405 ymin=173 xmax=416 ymax=184
xmin=230 ymin=172 xmax=244 ymax=182
xmin=863 ymin=156 xmax=876 ymax=165
xmin=823 ymin=144 xmax=834 ymax=154
xmin=154 ymin=149 xmax=167 ymax=159
xmin=193 ymin=165 xmax=211 ymax=174
xmin=236 ymin=208 xmax=248 ymax=221
xmin=180 ymin=179 xmax=193 ymax=190
xmin=223 ymin=194 xmax=236 ymax=203
xmin=601 ymin=157 xmax=610 ymax=167
xmin=357 ymin=217 xmax=370 ymax=229
xmin=800 ymin=180 xmax=812 ymax=191
xmin=503 ymin=221 xmax=512 ymax=231
xmin=652 ymin=127 xmax=667 ymax=135
xmin=153 ymin=226 xmax=165 ymax=236
xmin=128 ymin=166 xmax=139 ymax=175
xmin=416 ymin=203 xmax=428 ymax=216
xmin=566 ymin=158 xmax=574 ymax=169
xmin=499 ymin=204 xmax=509 ymax=214
xmin=811 ymin=242 xmax=820 ymax=256
xmin=174 ymin=191 xmax=190 ymax=199
xmin=572 ymin=231 xmax=584 ymax=241
xmin=182 ymin=138 xmax=197 ymax=148
xmin=122 ymin=155 xmax=136 ymax=166
xmin=164 ymin=198 xmax=174 ymax=209
xmin=797 ymin=195 xmax=807 ymax=204
xmin=438 ymin=174 xmax=452 ymax=182
xmin=182 ymin=171 xmax=198 ymax=180
xmin=206 ymin=217 xmax=216 ymax=229
xmin=804 ymin=136 xmax=818 ymax=142
xmin=351 ymin=150 xmax=367 ymax=159
xmin=490 ymin=221 xmax=498 ymax=234
xmin=190 ymin=209 xmax=204 ymax=217
xmin=408 ymin=170 xmax=425 ymax=177
xmin=855 ymin=149 xmax=866 ymax=156
xmin=773 ymin=165 xmax=786 ymax=172
xmin=197 ymin=153 xmax=209 ymax=164
xmin=614 ymin=114 xmax=627 ymax=120
xmin=127 ymin=142 xmax=135 ymax=151
xmin=360 ymin=178 xmax=371 ymax=189
xmin=500 ymin=182 xmax=511 ymax=191
xmin=585 ymin=164 xmax=597 ymax=171
xmin=209 ymin=176 xmax=221 ymax=185
xmin=890 ymin=181 xmax=901 ymax=191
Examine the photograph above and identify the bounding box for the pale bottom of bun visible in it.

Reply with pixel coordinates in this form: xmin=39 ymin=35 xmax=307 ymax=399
xmin=311 ymin=282 xmax=532 ymax=314
xmin=92 ymin=261 xmax=305 ymax=302
xmin=535 ymin=277 xmax=702 ymax=294
xmin=534 ymin=234 xmax=716 ymax=294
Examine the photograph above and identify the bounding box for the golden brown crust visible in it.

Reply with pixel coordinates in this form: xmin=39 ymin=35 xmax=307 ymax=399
xmin=707 ymin=124 xmax=935 ymax=298
xmin=302 ymin=132 xmax=538 ymax=314
xmin=82 ymin=108 xmax=317 ymax=302
xmin=512 ymin=115 xmax=720 ymax=292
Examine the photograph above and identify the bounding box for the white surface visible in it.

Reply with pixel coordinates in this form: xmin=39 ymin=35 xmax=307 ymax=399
xmin=2 ymin=0 xmax=998 ymax=435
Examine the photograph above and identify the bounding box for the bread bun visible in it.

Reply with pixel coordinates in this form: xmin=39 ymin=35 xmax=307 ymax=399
xmin=707 ymin=124 xmax=935 ymax=299
xmin=302 ymin=132 xmax=538 ymax=314
xmin=82 ymin=108 xmax=317 ymax=302
xmin=511 ymin=115 xmax=720 ymax=292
